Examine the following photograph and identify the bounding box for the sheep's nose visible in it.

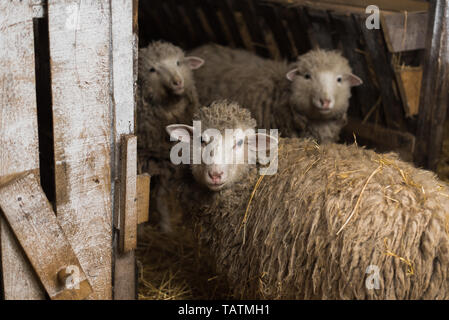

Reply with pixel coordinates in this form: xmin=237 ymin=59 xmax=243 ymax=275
xmin=172 ymin=78 xmax=183 ymax=88
xmin=320 ymin=99 xmax=331 ymax=109
xmin=208 ymin=171 xmax=223 ymax=183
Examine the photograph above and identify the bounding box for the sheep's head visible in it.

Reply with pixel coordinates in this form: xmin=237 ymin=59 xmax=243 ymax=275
xmin=166 ymin=101 xmax=277 ymax=191
xmin=138 ymin=41 xmax=204 ymax=103
xmin=286 ymin=49 xmax=362 ymax=119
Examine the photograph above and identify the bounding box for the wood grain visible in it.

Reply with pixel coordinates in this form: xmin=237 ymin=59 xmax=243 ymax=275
xmin=414 ymin=0 xmax=449 ymax=170
xmin=48 ymin=0 xmax=113 ymax=300
xmin=137 ymin=174 xmax=151 ymax=225
xmin=111 ymin=0 xmax=138 ymax=300
xmin=0 ymin=0 xmax=45 ymax=300
xmin=0 ymin=173 xmax=92 ymax=300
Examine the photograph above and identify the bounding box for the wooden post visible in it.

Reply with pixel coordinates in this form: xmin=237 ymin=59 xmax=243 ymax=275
xmin=414 ymin=0 xmax=449 ymax=170
xmin=48 ymin=0 xmax=113 ymax=299
xmin=0 ymin=0 xmax=45 ymax=300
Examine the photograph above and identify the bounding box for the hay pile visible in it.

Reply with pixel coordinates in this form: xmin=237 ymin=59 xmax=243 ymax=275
xmin=136 ymin=222 xmax=232 ymax=300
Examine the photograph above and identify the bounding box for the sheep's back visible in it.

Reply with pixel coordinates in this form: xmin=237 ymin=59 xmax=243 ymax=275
xmin=238 ymin=139 xmax=449 ymax=299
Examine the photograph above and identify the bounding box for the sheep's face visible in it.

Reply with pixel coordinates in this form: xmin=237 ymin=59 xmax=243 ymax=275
xmin=286 ymin=50 xmax=362 ymax=119
xmin=166 ymin=124 xmax=276 ymax=191
xmin=139 ymin=44 xmax=204 ymax=103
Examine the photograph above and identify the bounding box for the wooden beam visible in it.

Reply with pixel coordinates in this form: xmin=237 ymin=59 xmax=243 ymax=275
xmin=48 ymin=0 xmax=113 ymax=300
xmin=414 ymin=0 xmax=449 ymax=170
xmin=381 ymin=11 xmax=428 ymax=52
xmin=0 ymin=0 xmax=45 ymax=300
xmin=0 ymin=173 xmax=93 ymax=300
xmin=111 ymin=0 xmax=138 ymax=300
xmin=359 ymin=15 xmax=406 ymax=130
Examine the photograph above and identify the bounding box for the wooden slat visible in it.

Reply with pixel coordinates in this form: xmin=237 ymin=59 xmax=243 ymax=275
xmin=344 ymin=117 xmax=415 ymax=160
xmin=269 ymin=0 xmax=428 ymax=13
xmin=414 ymin=0 xmax=449 ymax=170
xmin=137 ymin=174 xmax=151 ymax=225
xmin=48 ymin=0 xmax=113 ymax=300
xmin=359 ymin=15 xmax=406 ymax=130
xmin=381 ymin=11 xmax=428 ymax=52
xmin=0 ymin=173 xmax=93 ymax=300
xmin=111 ymin=0 xmax=138 ymax=300
xmin=306 ymin=8 xmax=336 ymax=50
xmin=202 ymin=0 xmax=229 ymax=45
xmin=331 ymin=12 xmax=378 ymax=118
xmin=216 ymin=0 xmax=246 ymax=48
xmin=119 ymin=135 xmax=137 ymax=253
xmin=281 ymin=6 xmax=312 ymax=55
xmin=0 ymin=0 xmax=45 ymax=300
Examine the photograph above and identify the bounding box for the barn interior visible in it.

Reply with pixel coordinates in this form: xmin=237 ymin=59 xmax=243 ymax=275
xmin=135 ymin=0 xmax=448 ymax=299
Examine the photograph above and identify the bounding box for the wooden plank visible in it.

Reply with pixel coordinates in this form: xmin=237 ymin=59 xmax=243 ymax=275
xmin=331 ymin=12 xmax=378 ymax=118
xmin=359 ymin=15 xmax=406 ymax=130
xmin=119 ymin=135 xmax=137 ymax=253
xmin=281 ymin=6 xmax=312 ymax=55
xmin=48 ymin=0 xmax=113 ymax=300
xmin=111 ymin=0 xmax=138 ymax=300
xmin=382 ymin=11 xmax=428 ymax=52
xmin=306 ymin=8 xmax=336 ymax=50
xmin=202 ymin=0 xmax=229 ymax=45
xmin=0 ymin=173 xmax=93 ymax=300
xmin=137 ymin=174 xmax=151 ymax=225
xmin=0 ymin=0 xmax=45 ymax=300
xmin=414 ymin=0 xmax=449 ymax=170
xmin=257 ymin=3 xmax=295 ymax=59
xmin=269 ymin=0 xmax=428 ymax=13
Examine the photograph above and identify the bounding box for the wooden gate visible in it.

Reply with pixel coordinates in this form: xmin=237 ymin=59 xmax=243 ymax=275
xmin=0 ymin=0 xmax=142 ymax=300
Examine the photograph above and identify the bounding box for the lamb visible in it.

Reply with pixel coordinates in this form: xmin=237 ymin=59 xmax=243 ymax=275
xmin=137 ymin=41 xmax=204 ymax=232
xmin=190 ymin=44 xmax=362 ymax=143
xmin=166 ymin=100 xmax=449 ymax=299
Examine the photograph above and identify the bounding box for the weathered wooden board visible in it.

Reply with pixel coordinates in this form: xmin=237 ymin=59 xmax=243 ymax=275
xmin=382 ymin=12 xmax=428 ymax=52
xmin=137 ymin=174 xmax=151 ymax=225
xmin=119 ymin=135 xmax=137 ymax=253
xmin=0 ymin=173 xmax=92 ymax=300
xmin=0 ymin=0 xmax=45 ymax=300
xmin=111 ymin=0 xmax=138 ymax=300
xmin=414 ymin=0 xmax=449 ymax=170
xmin=269 ymin=0 xmax=428 ymax=13
xmin=48 ymin=0 xmax=113 ymax=300
xmin=394 ymin=66 xmax=422 ymax=117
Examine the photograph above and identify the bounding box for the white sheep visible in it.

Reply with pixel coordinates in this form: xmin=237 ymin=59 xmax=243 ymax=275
xmin=166 ymin=101 xmax=449 ymax=299
xmin=190 ymin=44 xmax=362 ymax=143
xmin=137 ymin=40 xmax=204 ymax=232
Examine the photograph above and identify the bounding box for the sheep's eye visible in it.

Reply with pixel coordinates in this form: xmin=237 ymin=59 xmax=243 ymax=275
xmin=337 ymin=76 xmax=342 ymax=83
xmin=304 ymin=73 xmax=311 ymax=79
xmin=149 ymin=67 xmax=156 ymax=73
xmin=176 ymin=61 xmax=180 ymax=66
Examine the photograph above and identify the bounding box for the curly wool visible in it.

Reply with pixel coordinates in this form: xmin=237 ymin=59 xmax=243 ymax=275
xmin=180 ymin=105 xmax=449 ymax=299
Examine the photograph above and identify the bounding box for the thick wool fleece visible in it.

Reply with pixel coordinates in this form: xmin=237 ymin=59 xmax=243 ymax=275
xmin=180 ymin=105 xmax=449 ymax=299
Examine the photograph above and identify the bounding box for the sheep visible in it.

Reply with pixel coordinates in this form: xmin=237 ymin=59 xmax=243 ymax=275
xmin=189 ymin=44 xmax=362 ymax=143
xmin=137 ymin=41 xmax=204 ymax=232
xmin=166 ymin=100 xmax=449 ymax=299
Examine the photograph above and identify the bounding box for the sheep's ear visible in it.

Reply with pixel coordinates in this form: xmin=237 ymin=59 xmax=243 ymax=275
xmin=345 ymin=73 xmax=363 ymax=87
xmin=166 ymin=124 xmax=194 ymax=143
xmin=286 ymin=68 xmax=300 ymax=82
xmin=247 ymin=133 xmax=278 ymax=152
xmin=185 ymin=56 xmax=205 ymax=70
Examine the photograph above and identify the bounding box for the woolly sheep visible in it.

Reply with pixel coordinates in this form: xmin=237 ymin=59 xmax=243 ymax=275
xmin=166 ymin=101 xmax=449 ymax=299
xmin=137 ymin=41 xmax=204 ymax=232
xmin=190 ymin=44 xmax=362 ymax=143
